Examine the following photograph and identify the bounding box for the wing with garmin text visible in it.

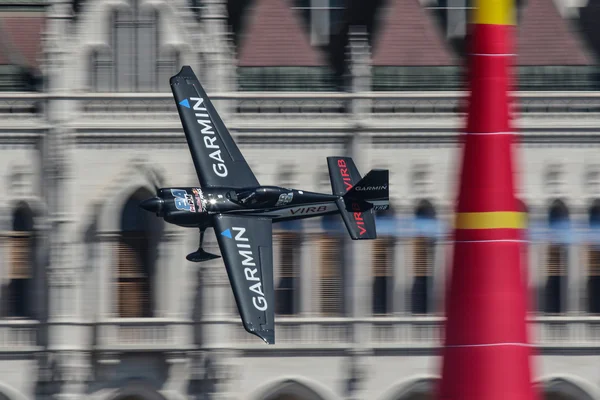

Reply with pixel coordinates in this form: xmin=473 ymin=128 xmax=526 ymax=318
xmin=170 ymin=66 xmax=259 ymax=188
xmin=213 ymin=214 xmax=275 ymax=344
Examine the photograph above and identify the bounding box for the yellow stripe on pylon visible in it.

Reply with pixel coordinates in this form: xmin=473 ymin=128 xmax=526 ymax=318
xmin=455 ymin=212 xmax=526 ymax=230
xmin=472 ymin=0 xmax=516 ymax=26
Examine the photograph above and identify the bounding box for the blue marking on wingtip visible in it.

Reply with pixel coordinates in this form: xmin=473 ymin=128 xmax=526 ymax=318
xmin=221 ymin=229 xmax=232 ymax=238
xmin=179 ymin=99 xmax=190 ymax=108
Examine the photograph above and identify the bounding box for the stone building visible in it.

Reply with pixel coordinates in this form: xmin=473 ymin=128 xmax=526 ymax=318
xmin=0 ymin=0 xmax=600 ymax=399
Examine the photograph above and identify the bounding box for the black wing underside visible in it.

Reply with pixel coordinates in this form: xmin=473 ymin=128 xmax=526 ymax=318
xmin=170 ymin=66 xmax=259 ymax=189
xmin=213 ymin=214 xmax=275 ymax=344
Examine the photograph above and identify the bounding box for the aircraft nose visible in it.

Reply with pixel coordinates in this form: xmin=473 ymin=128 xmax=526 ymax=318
xmin=139 ymin=197 xmax=164 ymax=215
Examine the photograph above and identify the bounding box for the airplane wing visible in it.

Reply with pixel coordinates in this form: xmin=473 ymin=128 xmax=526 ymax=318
xmin=170 ymin=66 xmax=260 ymax=189
xmin=213 ymin=214 xmax=275 ymax=344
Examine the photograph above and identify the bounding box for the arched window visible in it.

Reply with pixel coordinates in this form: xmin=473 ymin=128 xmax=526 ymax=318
xmin=394 ymin=393 xmax=432 ymax=400
xmin=5 ymin=202 xmax=35 ymax=318
xmin=319 ymin=214 xmax=344 ymax=316
xmin=588 ymin=199 xmax=600 ymax=314
xmin=260 ymin=379 xmax=327 ymax=400
xmin=115 ymin=396 xmax=147 ymax=400
xmin=89 ymin=0 xmax=180 ymax=92
xmin=544 ymin=199 xmax=569 ymax=314
xmin=274 ymin=167 xmax=301 ymax=316
xmin=387 ymin=377 xmax=436 ymax=400
xmin=542 ymin=377 xmax=595 ymax=400
xmin=117 ymin=188 xmax=162 ymax=318
xmin=372 ymin=206 xmax=395 ymax=315
xmin=0 ymin=392 xmax=12 ymax=400
xmin=275 ymin=225 xmax=301 ymax=316
xmin=412 ymin=200 xmax=436 ymax=315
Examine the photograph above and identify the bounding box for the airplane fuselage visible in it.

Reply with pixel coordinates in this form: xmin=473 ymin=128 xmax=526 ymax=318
xmin=141 ymin=185 xmax=340 ymax=229
xmin=136 ymin=65 xmax=390 ymax=345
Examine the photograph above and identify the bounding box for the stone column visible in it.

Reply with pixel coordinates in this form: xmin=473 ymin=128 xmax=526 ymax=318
xmin=347 ymin=23 xmax=374 ymax=323
xmin=203 ymin=0 xmax=234 ymax=118
xmin=433 ymin=233 xmax=450 ymax=315
xmin=42 ymin=1 xmax=91 ymax=398
xmin=348 ymin=25 xmax=372 ymax=117
xmin=97 ymin=233 xmax=116 ymax=319
xmin=300 ymin=229 xmax=316 ymax=315
xmin=529 ymin=205 xmax=545 ymax=313
xmin=201 ymin=230 xmax=232 ymax=346
xmin=344 ymin=26 xmax=374 ymax=400
xmin=527 ymin=207 xmax=539 ymax=313
xmin=393 ymin=238 xmax=406 ymax=314
xmin=568 ymin=212 xmax=584 ymax=314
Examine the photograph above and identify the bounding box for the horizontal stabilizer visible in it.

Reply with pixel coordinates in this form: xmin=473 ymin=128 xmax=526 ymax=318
xmin=335 ymin=198 xmax=377 ymax=240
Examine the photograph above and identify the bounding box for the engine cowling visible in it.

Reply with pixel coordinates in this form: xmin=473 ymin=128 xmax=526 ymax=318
xmin=139 ymin=187 xmax=212 ymax=228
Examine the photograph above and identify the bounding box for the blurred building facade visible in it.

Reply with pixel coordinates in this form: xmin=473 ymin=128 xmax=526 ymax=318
xmin=1 ymin=0 xmax=600 ymax=399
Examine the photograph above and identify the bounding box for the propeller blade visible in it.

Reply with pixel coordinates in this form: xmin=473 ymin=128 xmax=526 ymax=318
xmin=144 ymin=168 xmax=160 ymax=193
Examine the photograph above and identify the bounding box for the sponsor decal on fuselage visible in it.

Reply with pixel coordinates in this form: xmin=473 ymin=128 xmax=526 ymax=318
xmin=373 ymin=204 xmax=390 ymax=211
xmin=192 ymin=188 xmax=206 ymax=212
xmin=289 ymin=205 xmax=327 ymax=215
xmin=172 ymin=189 xmax=194 ymax=212
xmin=186 ymin=194 xmax=196 ymax=212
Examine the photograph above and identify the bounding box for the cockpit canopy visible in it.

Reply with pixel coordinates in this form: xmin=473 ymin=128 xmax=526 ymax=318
xmin=228 ymin=186 xmax=294 ymax=208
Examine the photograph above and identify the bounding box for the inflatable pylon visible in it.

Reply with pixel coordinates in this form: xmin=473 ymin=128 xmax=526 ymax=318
xmin=437 ymin=0 xmax=539 ymax=399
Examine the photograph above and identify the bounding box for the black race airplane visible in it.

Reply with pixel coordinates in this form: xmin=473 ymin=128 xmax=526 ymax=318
xmin=139 ymin=66 xmax=390 ymax=345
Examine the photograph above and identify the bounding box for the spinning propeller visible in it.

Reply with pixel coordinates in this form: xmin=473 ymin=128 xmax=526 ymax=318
xmin=139 ymin=168 xmax=164 ymax=216
xmin=145 ymin=168 xmax=161 ymax=194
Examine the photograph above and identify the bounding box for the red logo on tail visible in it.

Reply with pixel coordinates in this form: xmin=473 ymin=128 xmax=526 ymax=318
xmin=337 ymin=159 xmax=354 ymax=192
xmin=338 ymin=159 xmax=366 ymax=236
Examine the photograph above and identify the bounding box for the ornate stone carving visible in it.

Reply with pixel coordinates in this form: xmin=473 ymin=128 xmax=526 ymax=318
xmin=36 ymin=351 xmax=91 ymax=397
xmin=188 ymin=350 xmax=239 ymax=399
xmin=585 ymin=164 xmax=600 ymax=194
xmin=7 ymin=163 xmax=34 ymax=198
xmin=544 ymin=163 xmax=564 ymax=195
xmin=343 ymin=349 xmax=370 ymax=398
xmin=411 ymin=163 xmax=431 ymax=195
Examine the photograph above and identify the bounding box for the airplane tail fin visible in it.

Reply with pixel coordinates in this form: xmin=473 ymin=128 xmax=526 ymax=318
xmin=326 ymin=157 xmax=390 ymax=240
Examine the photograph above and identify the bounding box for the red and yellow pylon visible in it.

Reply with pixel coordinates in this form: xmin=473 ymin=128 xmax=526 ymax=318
xmin=437 ymin=0 xmax=539 ymax=399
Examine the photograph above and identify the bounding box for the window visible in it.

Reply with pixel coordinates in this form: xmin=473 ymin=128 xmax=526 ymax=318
xmin=5 ymin=204 xmax=35 ymax=319
xmin=319 ymin=235 xmax=343 ymax=316
xmin=274 ymin=168 xmax=302 ymax=316
xmin=411 ymin=236 xmax=435 ymax=315
xmin=545 ymin=244 xmax=567 ymax=314
xmin=543 ymin=200 xmax=569 ymax=314
xmin=90 ymin=0 xmax=180 ymax=92
xmin=411 ymin=200 xmax=436 ymax=315
xmin=275 ymin=231 xmax=301 ymax=315
xmin=372 ymin=207 xmax=395 ymax=315
xmin=117 ymin=188 xmax=163 ymax=318
xmin=319 ymin=214 xmax=344 ymax=316
xmin=372 ymin=236 xmax=394 ymax=315
xmin=588 ymin=200 xmax=600 ymax=314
